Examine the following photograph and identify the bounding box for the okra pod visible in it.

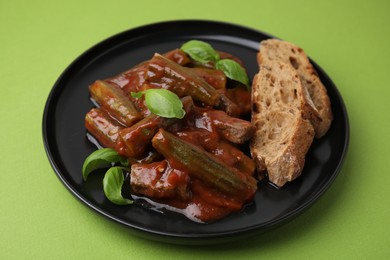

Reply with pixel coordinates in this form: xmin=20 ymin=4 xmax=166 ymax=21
xmin=163 ymin=49 xmax=190 ymax=66
xmin=117 ymin=96 xmax=195 ymax=158
xmin=174 ymin=128 xmax=254 ymax=176
xmin=110 ymin=64 xmax=147 ymax=93
xmin=106 ymin=49 xmax=189 ymax=92
xmin=146 ymin=54 xmax=221 ymax=106
xmin=188 ymin=67 xmax=226 ymax=89
xmin=212 ymin=141 xmax=255 ymax=176
xmin=89 ymin=80 xmax=142 ymax=126
xmin=152 ymin=129 xmax=257 ymax=199
xmin=85 ymin=108 xmax=123 ymax=149
xmin=117 ymin=114 xmax=172 ymax=159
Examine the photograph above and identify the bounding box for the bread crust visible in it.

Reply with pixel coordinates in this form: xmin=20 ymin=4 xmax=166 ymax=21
xmin=250 ymin=61 xmax=315 ymax=187
xmin=258 ymin=39 xmax=333 ymax=138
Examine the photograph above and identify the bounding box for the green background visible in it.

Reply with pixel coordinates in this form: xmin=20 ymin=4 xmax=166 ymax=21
xmin=1 ymin=0 xmax=389 ymax=258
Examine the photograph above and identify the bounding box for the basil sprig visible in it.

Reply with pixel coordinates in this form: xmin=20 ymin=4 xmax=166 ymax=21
xmin=103 ymin=167 xmax=133 ymax=205
xmin=131 ymin=89 xmax=185 ymax=119
xmin=82 ymin=148 xmax=133 ymax=205
xmin=180 ymin=40 xmax=220 ymax=63
xmin=82 ymin=148 xmax=128 ymax=181
xmin=180 ymin=40 xmax=250 ymax=87
xmin=216 ymin=59 xmax=250 ymax=87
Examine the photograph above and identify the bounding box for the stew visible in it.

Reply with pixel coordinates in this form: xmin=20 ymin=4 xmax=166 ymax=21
xmin=84 ymin=42 xmax=257 ymax=223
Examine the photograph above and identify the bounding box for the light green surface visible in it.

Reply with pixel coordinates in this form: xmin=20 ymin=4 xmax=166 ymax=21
xmin=1 ymin=0 xmax=389 ymax=258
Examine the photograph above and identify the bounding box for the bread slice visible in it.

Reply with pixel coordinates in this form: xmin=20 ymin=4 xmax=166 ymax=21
xmin=258 ymin=39 xmax=332 ymax=138
xmin=250 ymin=61 xmax=315 ymax=187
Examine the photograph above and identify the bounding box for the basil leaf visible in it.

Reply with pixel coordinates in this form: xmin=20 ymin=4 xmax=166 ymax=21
xmin=215 ymin=59 xmax=250 ymax=87
xmin=103 ymin=167 xmax=133 ymax=205
xmin=82 ymin=148 xmax=128 ymax=181
xmin=132 ymin=89 xmax=185 ymax=119
xmin=180 ymin=40 xmax=220 ymax=64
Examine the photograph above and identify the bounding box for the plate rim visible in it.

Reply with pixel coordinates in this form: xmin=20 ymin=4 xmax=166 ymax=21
xmin=42 ymin=19 xmax=350 ymax=244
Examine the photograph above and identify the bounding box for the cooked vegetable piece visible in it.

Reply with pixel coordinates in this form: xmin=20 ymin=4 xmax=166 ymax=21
xmin=124 ymin=149 xmax=163 ymax=169
xmin=206 ymin=110 xmax=255 ymax=144
xmin=226 ymin=86 xmax=252 ymax=116
xmin=146 ymin=54 xmax=221 ymax=106
xmin=89 ymin=80 xmax=142 ymax=126
xmin=188 ymin=67 xmax=226 ymax=89
xmin=107 ymin=49 xmax=189 ymax=92
xmin=175 ymin=129 xmax=255 ymax=176
xmin=191 ymin=179 xmax=242 ymax=210
xmin=117 ymin=96 xmax=194 ymax=158
xmin=211 ymin=142 xmax=255 ymax=176
xmin=130 ymin=160 xmax=190 ymax=200
xmin=180 ymin=95 xmax=196 ymax=114
xmin=117 ymin=114 xmax=174 ymax=158
xmin=151 ymin=129 xmax=257 ymax=200
xmin=163 ymin=49 xmax=191 ymax=66
xmin=85 ymin=108 xmax=123 ymax=149
xmin=105 ymin=61 xmax=149 ymax=95
xmin=216 ymin=93 xmax=241 ymax=117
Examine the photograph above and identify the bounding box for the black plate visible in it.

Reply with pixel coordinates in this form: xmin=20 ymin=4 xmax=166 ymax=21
xmin=42 ymin=20 xmax=349 ymax=245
